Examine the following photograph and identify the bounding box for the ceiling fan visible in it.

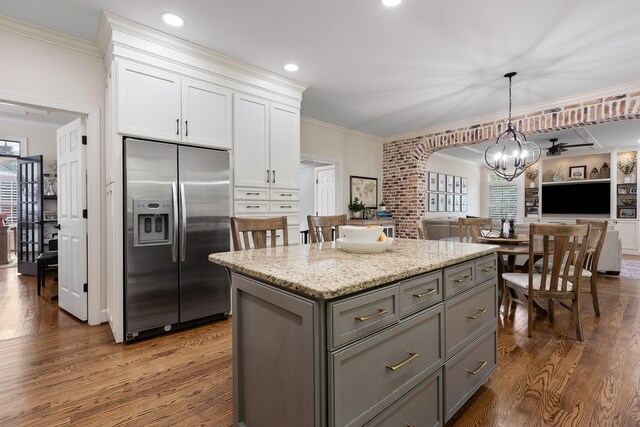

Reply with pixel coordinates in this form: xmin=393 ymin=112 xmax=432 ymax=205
xmin=545 ymin=138 xmax=594 ymax=156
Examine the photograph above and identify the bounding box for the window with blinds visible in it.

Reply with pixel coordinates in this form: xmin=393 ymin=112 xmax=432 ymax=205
xmin=488 ymin=185 xmax=518 ymax=221
xmin=0 ymin=181 xmax=17 ymax=225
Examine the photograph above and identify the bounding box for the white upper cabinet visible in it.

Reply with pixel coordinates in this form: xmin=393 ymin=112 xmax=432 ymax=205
xmin=270 ymin=103 xmax=300 ymax=190
xmin=234 ymin=95 xmax=300 ymax=190
xmin=182 ymin=79 xmax=232 ymax=149
xmin=234 ymin=94 xmax=270 ymax=188
xmin=117 ymin=61 xmax=182 ymax=142
xmin=117 ymin=61 xmax=232 ymax=149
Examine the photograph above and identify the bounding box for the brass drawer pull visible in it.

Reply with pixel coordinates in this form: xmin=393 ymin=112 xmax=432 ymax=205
xmin=386 ymin=352 xmax=419 ymax=372
xmin=355 ymin=308 xmax=388 ymax=322
xmin=465 ymin=308 xmax=487 ymax=320
xmin=453 ymin=274 xmax=473 ymax=283
xmin=465 ymin=360 xmax=488 ymax=375
xmin=413 ymin=288 xmax=436 ymax=298
xmin=481 ymin=266 xmax=496 ymax=272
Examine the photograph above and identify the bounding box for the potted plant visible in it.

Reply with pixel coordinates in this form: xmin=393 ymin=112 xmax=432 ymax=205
xmin=348 ymin=197 xmax=366 ymax=218
xmin=618 ymin=153 xmax=637 ymax=183
xmin=525 ymin=167 xmax=539 ymax=188
xmin=379 ymin=200 xmax=387 ymax=211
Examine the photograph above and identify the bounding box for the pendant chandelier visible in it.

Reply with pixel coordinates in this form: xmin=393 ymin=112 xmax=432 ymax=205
xmin=483 ymin=72 xmax=540 ymax=182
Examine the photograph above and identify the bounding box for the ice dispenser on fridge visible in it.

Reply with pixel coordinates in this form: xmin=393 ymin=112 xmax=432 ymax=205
xmin=133 ymin=200 xmax=173 ymax=247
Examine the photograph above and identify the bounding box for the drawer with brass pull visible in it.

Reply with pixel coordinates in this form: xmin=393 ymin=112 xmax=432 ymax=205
xmin=399 ymin=271 xmax=443 ymax=318
xmin=475 ymin=254 xmax=498 ymax=284
xmin=330 ymin=305 xmax=444 ymax=427
xmin=444 ymin=260 xmax=476 ymax=298
xmin=444 ymin=327 xmax=497 ymax=421
xmin=444 ymin=279 xmax=497 ymax=359
xmin=328 ymin=286 xmax=400 ymax=350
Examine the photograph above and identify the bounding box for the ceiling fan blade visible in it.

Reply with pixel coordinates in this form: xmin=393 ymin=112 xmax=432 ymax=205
xmin=563 ymin=143 xmax=595 ymax=148
xmin=555 ymin=142 xmax=569 ymax=147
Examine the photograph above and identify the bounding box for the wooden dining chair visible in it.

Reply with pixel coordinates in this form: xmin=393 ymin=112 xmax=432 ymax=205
xmin=416 ymin=219 xmax=427 ymax=239
xmin=502 ymin=223 xmax=590 ymax=341
xmin=458 ymin=217 xmax=492 ymax=238
xmin=230 ymin=216 xmax=288 ymax=251
xmin=576 ymin=219 xmax=608 ymax=316
xmin=307 ymin=214 xmax=347 ymax=243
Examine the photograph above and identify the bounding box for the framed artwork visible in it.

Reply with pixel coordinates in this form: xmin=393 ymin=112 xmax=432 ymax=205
xmin=438 ymin=173 xmax=446 ymax=192
xmin=619 ymin=207 xmax=637 ymax=218
xmin=461 ymin=177 xmax=468 ymax=194
xmin=428 ymin=172 xmax=438 ymax=191
xmin=569 ymin=165 xmax=587 ymax=180
xmin=446 ymin=194 xmax=454 ymax=211
xmin=44 ymin=211 xmax=57 ymax=221
xmin=454 ymin=195 xmax=461 ymax=211
xmin=632 ymin=186 xmax=638 ymax=195
xmin=428 ymin=192 xmax=438 ymax=212
xmin=454 ymin=176 xmax=461 ymax=193
xmin=461 ymin=195 xmax=468 ymax=211
xmin=446 ymin=175 xmax=454 ymax=193
xmin=438 ymin=194 xmax=446 ymax=212
xmin=527 ymin=207 xmax=539 ymax=215
xmin=350 ymin=175 xmax=377 ymax=208
xmin=618 ymin=185 xmax=628 ymax=195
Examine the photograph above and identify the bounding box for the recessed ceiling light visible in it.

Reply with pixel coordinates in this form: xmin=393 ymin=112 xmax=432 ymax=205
xmin=161 ymin=13 xmax=185 ymax=27
xmin=284 ymin=63 xmax=299 ymax=72
xmin=382 ymin=0 xmax=402 ymax=7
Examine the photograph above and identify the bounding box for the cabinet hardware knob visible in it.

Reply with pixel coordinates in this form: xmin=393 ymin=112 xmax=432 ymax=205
xmin=413 ymin=288 xmax=436 ymax=298
xmin=465 ymin=360 xmax=488 ymax=375
xmin=176 ymin=119 xmax=179 ymax=135
xmin=481 ymin=266 xmax=496 ymax=272
xmin=453 ymin=274 xmax=473 ymax=283
xmin=355 ymin=308 xmax=388 ymax=322
xmin=465 ymin=308 xmax=487 ymax=320
xmin=386 ymin=352 xmax=419 ymax=372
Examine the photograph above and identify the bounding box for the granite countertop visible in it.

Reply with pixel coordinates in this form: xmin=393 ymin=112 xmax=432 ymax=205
xmin=209 ymin=238 xmax=498 ymax=300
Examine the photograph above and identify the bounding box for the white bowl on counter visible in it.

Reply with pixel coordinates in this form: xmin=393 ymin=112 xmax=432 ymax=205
xmin=337 ymin=237 xmax=393 ymax=254
xmin=340 ymin=225 xmax=383 ymax=242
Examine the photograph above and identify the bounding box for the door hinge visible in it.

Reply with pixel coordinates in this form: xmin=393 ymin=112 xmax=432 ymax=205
xmin=82 ymin=135 xmax=87 ymax=145
xmin=83 ymin=283 xmax=88 ymax=292
xmin=82 ymin=209 xmax=88 ymax=218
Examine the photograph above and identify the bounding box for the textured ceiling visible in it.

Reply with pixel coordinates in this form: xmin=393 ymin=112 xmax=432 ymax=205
xmin=0 ymin=0 xmax=639 ymax=137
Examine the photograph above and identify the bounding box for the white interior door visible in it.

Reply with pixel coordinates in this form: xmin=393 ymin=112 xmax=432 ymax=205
xmin=315 ymin=165 xmax=336 ymax=216
xmin=57 ymin=118 xmax=88 ymax=321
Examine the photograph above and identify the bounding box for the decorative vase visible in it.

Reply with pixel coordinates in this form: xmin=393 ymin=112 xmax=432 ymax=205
xmin=379 ymin=206 xmax=387 ymax=212
xmin=529 ymin=182 xmax=536 ymax=188
xmin=45 ymin=180 xmax=56 ymax=196
xmin=624 ymin=175 xmax=632 ymax=184
xmin=352 ymin=210 xmax=363 ymax=219
xmin=600 ymin=162 xmax=610 ymax=179
xmin=590 ymin=168 xmax=599 ymax=180
xmin=552 ymin=172 xmax=564 ymax=182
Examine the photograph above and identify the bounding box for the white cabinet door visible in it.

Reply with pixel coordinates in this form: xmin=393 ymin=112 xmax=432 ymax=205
xmin=182 ymin=79 xmax=232 ymax=149
xmin=234 ymin=94 xmax=270 ymax=188
xmin=269 ymin=103 xmax=300 ymax=190
xmin=117 ymin=61 xmax=181 ymax=142
xmin=615 ymin=220 xmax=639 ymax=250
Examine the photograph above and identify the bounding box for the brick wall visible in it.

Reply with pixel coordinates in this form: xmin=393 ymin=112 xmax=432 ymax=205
xmin=383 ymin=91 xmax=640 ymax=238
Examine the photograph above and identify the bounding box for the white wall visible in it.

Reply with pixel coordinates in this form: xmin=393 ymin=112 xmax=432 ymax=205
xmin=299 ymin=164 xmax=315 ymax=229
xmin=0 ymin=121 xmax=58 ymax=166
xmin=0 ymin=25 xmax=107 ymax=312
xmin=300 ymin=118 xmax=383 ymax=214
xmin=423 ymin=152 xmax=483 ymax=219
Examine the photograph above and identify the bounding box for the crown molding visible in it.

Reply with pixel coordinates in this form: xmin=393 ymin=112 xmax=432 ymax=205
xmin=0 ymin=115 xmax=61 ymax=129
xmin=99 ymin=12 xmax=307 ymax=95
xmin=0 ymin=15 xmax=101 ymax=57
xmin=385 ymin=80 xmax=640 ymax=143
xmin=301 ymin=116 xmax=383 ymax=143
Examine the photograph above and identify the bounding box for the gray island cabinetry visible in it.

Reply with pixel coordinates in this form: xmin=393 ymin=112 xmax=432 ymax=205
xmin=209 ymin=239 xmax=499 ymax=427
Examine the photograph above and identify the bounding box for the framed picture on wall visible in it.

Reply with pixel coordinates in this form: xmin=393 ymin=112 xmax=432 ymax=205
xmin=428 ymin=192 xmax=438 ymax=212
xmin=446 ymin=175 xmax=454 ymax=193
xmin=438 ymin=193 xmax=446 ymax=212
xmin=446 ymin=194 xmax=454 ymax=211
xmin=438 ymin=173 xmax=446 ymax=192
xmin=454 ymin=176 xmax=461 ymax=193
xmin=461 ymin=195 xmax=468 ymax=211
xmin=454 ymin=195 xmax=461 ymax=211
xmin=461 ymin=177 xmax=468 ymax=194
xmin=428 ymin=172 xmax=438 ymax=191
xmin=350 ymin=175 xmax=378 ymax=208
xmin=569 ymin=165 xmax=587 ymax=180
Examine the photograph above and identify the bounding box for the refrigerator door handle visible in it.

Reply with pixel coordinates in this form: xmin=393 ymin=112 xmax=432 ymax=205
xmin=180 ymin=183 xmax=187 ymax=262
xmin=172 ymin=183 xmax=178 ymax=262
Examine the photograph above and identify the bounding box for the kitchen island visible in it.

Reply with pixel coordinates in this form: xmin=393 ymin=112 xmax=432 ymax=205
xmin=209 ymin=238 xmax=499 ymax=427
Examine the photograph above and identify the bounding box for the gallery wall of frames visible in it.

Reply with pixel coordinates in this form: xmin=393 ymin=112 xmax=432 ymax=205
xmin=426 ymin=171 xmax=468 ymax=213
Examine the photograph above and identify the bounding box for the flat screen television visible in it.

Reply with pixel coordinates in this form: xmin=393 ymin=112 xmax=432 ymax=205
xmin=541 ymin=182 xmax=610 ymax=215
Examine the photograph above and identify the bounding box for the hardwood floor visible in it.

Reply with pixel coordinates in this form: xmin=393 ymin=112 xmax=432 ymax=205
xmin=0 ymin=266 xmax=639 ymax=426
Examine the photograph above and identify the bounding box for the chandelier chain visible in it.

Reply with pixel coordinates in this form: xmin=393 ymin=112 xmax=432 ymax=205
xmin=508 ymin=75 xmax=512 ymax=123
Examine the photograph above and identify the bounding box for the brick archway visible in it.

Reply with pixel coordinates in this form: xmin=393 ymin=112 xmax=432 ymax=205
xmin=383 ymin=90 xmax=640 ymax=238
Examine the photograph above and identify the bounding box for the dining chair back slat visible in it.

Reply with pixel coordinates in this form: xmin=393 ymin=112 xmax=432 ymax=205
xmin=458 ymin=217 xmax=492 ymax=238
xmin=307 ymin=214 xmax=347 ymax=243
xmin=230 ymin=216 xmax=288 ymax=251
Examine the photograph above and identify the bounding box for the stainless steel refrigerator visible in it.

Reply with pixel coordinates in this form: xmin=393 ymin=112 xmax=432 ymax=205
xmin=124 ymin=138 xmax=230 ymax=341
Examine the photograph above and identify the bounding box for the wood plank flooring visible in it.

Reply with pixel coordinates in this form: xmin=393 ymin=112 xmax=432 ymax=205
xmin=0 ymin=265 xmax=639 ymax=426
